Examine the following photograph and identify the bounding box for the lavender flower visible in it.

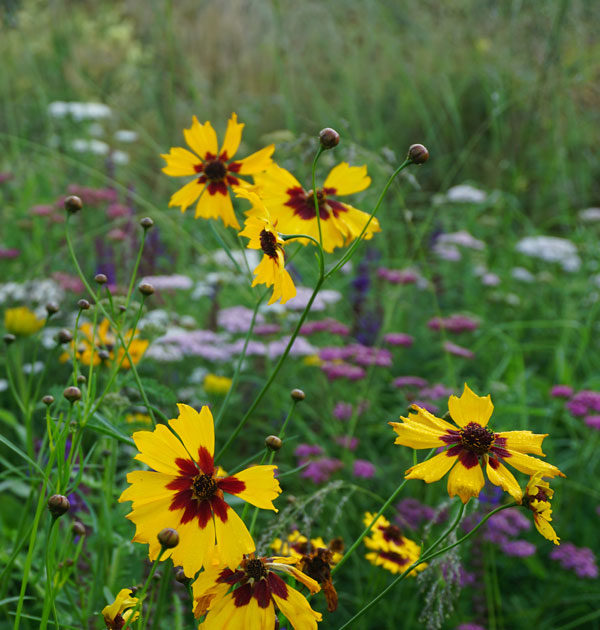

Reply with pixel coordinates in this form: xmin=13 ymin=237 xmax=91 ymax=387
xmin=395 ymin=498 xmax=436 ymax=530
xmin=393 ymin=376 xmax=428 ymax=388
xmin=584 ymin=415 xmax=600 ymax=430
xmin=335 ymin=436 xmax=359 ymax=450
xmin=383 ymin=332 xmax=414 ymax=347
xmin=428 ymin=314 xmax=479 ymax=333
xmin=218 ymin=306 xmax=265 ymax=333
xmin=500 ymin=540 xmax=536 ymax=557
xmin=550 ymin=384 xmax=574 ymax=398
xmin=300 ymin=457 xmax=344 ymax=484
xmin=333 ymin=402 xmax=353 ymax=421
xmin=550 ymin=543 xmax=598 ymax=578
xmin=352 ymin=459 xmax=375 ymax=478
xmin=443 ymin=341 xmax=475 ymax=359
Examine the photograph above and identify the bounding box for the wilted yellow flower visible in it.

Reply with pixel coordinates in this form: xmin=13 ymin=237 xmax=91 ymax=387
xmin=102 ymin=588 xmax=139 ymax=629
xmin=4 ymin=306 xmax=45 ymax=336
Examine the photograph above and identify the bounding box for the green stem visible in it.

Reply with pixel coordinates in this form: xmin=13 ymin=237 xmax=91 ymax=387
xmin=311 ymin=145 xmax=325 ymax=250
xmin=125 ymin=231 xmax=148 ymax=309
xmin=39 ymin=518 xmax=60 ymax=630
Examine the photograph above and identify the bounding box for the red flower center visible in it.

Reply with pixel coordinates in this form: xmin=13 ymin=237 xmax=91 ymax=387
xmin=459 ymin=422 xmax=495 ymax=455
xmin=284 ymin=186 xmax=347 ymax=221
xmin=379 ymin=524 xmax=404 ymax=544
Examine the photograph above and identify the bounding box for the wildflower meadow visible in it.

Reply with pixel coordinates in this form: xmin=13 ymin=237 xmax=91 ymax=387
xmin=1 ymin=1 xmax=600 ymax=629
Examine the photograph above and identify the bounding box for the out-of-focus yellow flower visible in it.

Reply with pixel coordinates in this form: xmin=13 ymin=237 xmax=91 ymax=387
xmin=125 ymin=412 xmax=153 ymax=426
xmin=4 ymin=306 xmax=45 ymax=336
xmin=102 ymin=588 xmax=139 ymax=629
xmin=203 ymin=373 xmax=233 ymax=395
xmin=303 ymin=354 xmax=322 ymax=367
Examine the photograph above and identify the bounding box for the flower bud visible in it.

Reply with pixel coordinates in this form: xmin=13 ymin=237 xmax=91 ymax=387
xmin=291 ymin=388 xmax=305 ymax=401
xmin=157 ymin=527 xmax=179 ymax=549
xmin=118 ymin=305 xmax=127 ymax=313
xmin=98 ymin=349 xmax=111 ymax=361
xmin=72 ymin=521 xmax=86 ymax=536
xmin=140 ymin=217 xmax=154 ymax=230
xmin=48 ymin=494 xmax=70 ymax=516
xmin=77 ymin=299 xmax=90 ymax=310
xmin=42 ymin=395 xmax=55 ymax=406
xmin=94 ymin=273 xmax=108 ymax=285
xmin=57 ymin=329 xmax=73 ymax=344
xmin=77 ymin=374 xmax=87 ymax=385
xmin=3 ymin=333 xmax=16 ymax=345
xmin=265 ymin=435 xmax=283 ymax=451
xmin=174 ymin=568 xmax=189 ymax=584
xmin=63 ymin=386 xmax=82 ymax=403
xmin=407 ymin=143 xmax=429 ymax=165
xmin=46 ymin=302 xmax=59 ymax=316
xmin=319 ymin=128 xmax=340 ymax=150
xmin=138 ymin=282 xmax=154 ymax=296
xmin=64 ymin=195 xmax=83 ymax=214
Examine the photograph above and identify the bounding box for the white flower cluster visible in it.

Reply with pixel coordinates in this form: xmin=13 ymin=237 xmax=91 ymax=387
xmin=48 ymin=101 xmax=112 ymax=120
xmin=515 ymin=236 xmax=581 ymax=272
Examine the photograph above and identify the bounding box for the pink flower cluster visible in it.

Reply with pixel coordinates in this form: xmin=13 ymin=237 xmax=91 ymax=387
xmin=428 ymin=314 xmax=479 ymax=333
xmin=550 ymin=543 xmax=598 ymax=578
xmin=562 ymin=388 xmax=600 ymax=430
xmin=376 ymin=267 xmax=420 ymax=285
xmin=300 ymin=318 xmax=350 ymax=336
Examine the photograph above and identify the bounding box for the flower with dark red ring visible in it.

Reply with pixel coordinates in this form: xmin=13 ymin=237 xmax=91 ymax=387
xmin=161 ymin=113 xmax=275 ymax=229
xmin=192 ymin=554 xmax=322 ymax=629
xmin=119 ymin=404 xmax=281 ymax=575
xmin=253 ymin=162 xmax=379 ymax=253
xmin=390 ymin=384 xmax=565 ymax=504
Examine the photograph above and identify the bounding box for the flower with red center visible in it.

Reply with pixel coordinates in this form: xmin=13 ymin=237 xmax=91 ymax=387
xmin=237 ymin=188 xmax=296 ymax=305
xmin=161 ymin=114 xmax=275 ymax=229
xmin=101 ymin=588 xmax=139 ymax=629
xmin=252 ymin=162 xmax=380 ymax=253
xmin=390 ymin=384 xmax=565 ymax=504
xmin=192 ymin=554 xmax=322 ymax=629
xmin=362 ymin=512 xmax=425 ymax=576
xmin=524 ymin=472 xmax=560 ymax=545
xmin=119 ymin=404 xmax=281 ymax=575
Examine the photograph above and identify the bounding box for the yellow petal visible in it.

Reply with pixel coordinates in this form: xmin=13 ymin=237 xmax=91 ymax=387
xmin=169 ymin=517 xmax=218 ymax=577
xmin=169 ymin=404 xmax=215 ymax=461
xmin=323 ymin=162 xmax=371 ymax=195
xmin=212 ymin=507 xmax=255 ymax=569
xmin=330 ymin=203 xmax=380 ymax=245
xmin=229 ymin=465 xmax=281 ymax=510
xmin=183 ymin=116 xmax=218 ymax=158
xmin=271 ymin=585 xmax=323 ymax=630
xmin=405 ymin=451 xmax=458 ymax=482
xmin=275 ymin=564 xmax=321 ymax=594
xmin=168 ymin=179 xmax=204 ymax=212
xmin=237 ymin=144 xmax=275 ymax=175
xmin=389 ymin=420 xmax=450 ymax=449
xmin=448 ymin=383 xmax=494 ymax=427
xmin=496 ymin=431 xmax=547 ymax=456
xmin=194 ymin=187 xmax=240 ymax=229
xmin=161 ymin=147 xmax=201 ymax=176
xmin=447 ymin=459 xmax=484 ymax=503
xmin=119 ymin=471 xmax=177 ymax=507
xmin=200 ymin=593 xmax=243 ymax=628
xmin=132 ymin=424 xmax=190 ymax=475
xmin=485 ymin=458 xmax=523 ymax=503
xmin=504 ymin=450 xmax=565 ymax=478
xmin=404 ymin=405 xmax=459 ymax=434
xmin=219 ymin=112 xmax=244 ymax=159
xmin=533 ymin=514 xmax=560 ymax=545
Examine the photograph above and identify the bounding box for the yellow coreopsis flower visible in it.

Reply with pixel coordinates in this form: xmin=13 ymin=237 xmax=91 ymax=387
xmin=161 ymin=113 xmax=275 ymax=229
xmin=102 ymin=588 xmax=139 ymax=629
xmin=192 ymin=554 xmax=322 ymax=629
xmin=4 ymin=306 xmax=45 ymax=336
xmin=271 ymin=530 xmax=343 ymax=565
xmin=390 ymin=384 xmax=565 ymax=504
xmin=237 ymin=188 xmax=296 ymax=305
xmin=252 ymin=162 xmax=380 ymax=253
xmin=524 ymin=472 xmax=560 ymax=545
xmin=363 ymin=512 xmax=426 ymax=576
xmin=119 ymin=404 xmax=281 ymax=576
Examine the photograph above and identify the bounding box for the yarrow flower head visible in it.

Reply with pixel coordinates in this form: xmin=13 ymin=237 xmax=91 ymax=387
xmin=192 ymin=553 xmax=322 ymax=629
xmin=102 ymin=588 xmax=139 ymax=629
xmin=363 ymin=512 xmax=426 ymax=576
xmin=237 ymin=188 xmax=296 ymax=305
xmin=253 ymin=162 xmax=380 ymax=253
xmin=389 ymin=384 xmax=565 ymax=504
xmin=523 ymin=472 xmax=560 ymax=545
xmin=119 ymin=404 xmax=281 ymax=575
xmin=4 ymin=306 xmax=45 ymax=336
xmin=161 ymin=113 xmax=275 ymax=229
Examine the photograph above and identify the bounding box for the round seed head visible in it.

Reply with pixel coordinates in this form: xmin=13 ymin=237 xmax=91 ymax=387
xmin=72 ymin=521 xmax=86 ymax=536
xmin=319 ymin=127 xmax=340 ymax=149
xmin=48 ymin=494 xmax=70 ymax=516
xmin=265 ymin=435 xmax=283 ymax=451
xmin=291 ymin=388 xmax=306 ymax=401
xmin=407 ymin=143 xmax=429 ymax=164
xmin=77 ymin=299 xmax=90 ymax=310
xmin=140 ymin=217 xmax=154 ymax=230
xmin=45 ymin=302 xmax=59 ymax=316
xmin=77 ymin=374 xmax=87 ymax=385
xmin=57 ymin=329 xmax=73 ymax=344
xmin=94 ymin=273 xmax=108 ymax=285
xmin=42 ymin=395 xmax=55 ymax=406
xmin=64 ymin=195 xmax=83 ymax=214
xmin=138 ymin=282 xmax=155 ymax=296
xmin=63 ymin=386 xmax=82 ymax=403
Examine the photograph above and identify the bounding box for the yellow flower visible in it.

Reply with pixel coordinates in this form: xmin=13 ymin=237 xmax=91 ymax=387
xmin=252 ymin=162 xmax=380 ymax=253
xmin=125 ymin=412 xmax=153 ymax=426
xmin=192 ymin=554 xmax=322 ymax=629
xmin=161 ymin=113 xmax=275 ymax=229
xmin=203 ymin=373 xmax=232 ymax=396
xmin=60 ymin=319 xmax=148 ymax=369
xmin=237 ymin=188 xmax=296 ymax=305
xmin=4 ymin=306 xmax=45 ymax=336
xmin=524 ymin=472 xmax=560 ymax=545
xmin=390 ymin=383 xmax=565 ymax=504
xmin=119 ymin=404 xmax=281 ymax=576
xmin=303 ymin=354 xmax=322 ymax=367
xmin=102 ymin=588 xmax=139 ymax=629
xmin=363 ymin=512 xmax=425 ymax=576
xmin=271 ymin=530 xmax=343 ymax=565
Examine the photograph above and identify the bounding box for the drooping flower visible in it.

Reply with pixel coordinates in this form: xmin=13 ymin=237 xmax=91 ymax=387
xmin=60 ymin=318 xmax=148 ymax=369
xmin=192 ymin=554 xmax=322 ymax=629
xmin=237 ymin=188 xmax=296 ymax=305
xmin=119 ymin=404 xmax=281 ymax=575
xmin=390 ymin=384 xmax=565 ymax=504
xmin=4 ymin=306 xmax=45 ymax=336
xmin=524 ymin=473 xmax=560 ymax=545
xmin=253 ymin=162 xmax=379 ymax=253
xmin=102 ymin=588 xmax=139 ymax=629
xmin=161 ymin=113 xmax=274 ymax=229
xmin=363 ymin=512 xmax=425 ymax=576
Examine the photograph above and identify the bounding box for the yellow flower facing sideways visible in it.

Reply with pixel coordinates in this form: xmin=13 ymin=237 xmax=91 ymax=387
xmin=102 ymin=588 xmax=139 ymax=629
xmin=524 ymin=472 xmax=560 ymax=545
xmin=119 ymin=404 xmax=281 ymax=576
xmin=252 ymin=162 xmax=380 ymax=253
xmin=390 ymin=384 xmax=565 ymax=504
xmin=237 ymin=188 xmax=296 ymax=305
xmin=192 ymin=554 xmax=322 ymax=629
xmin=4 ymin=306 xmax=45 ymax=336
xmin=161 ymin=113 xmax=275 ymax=229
